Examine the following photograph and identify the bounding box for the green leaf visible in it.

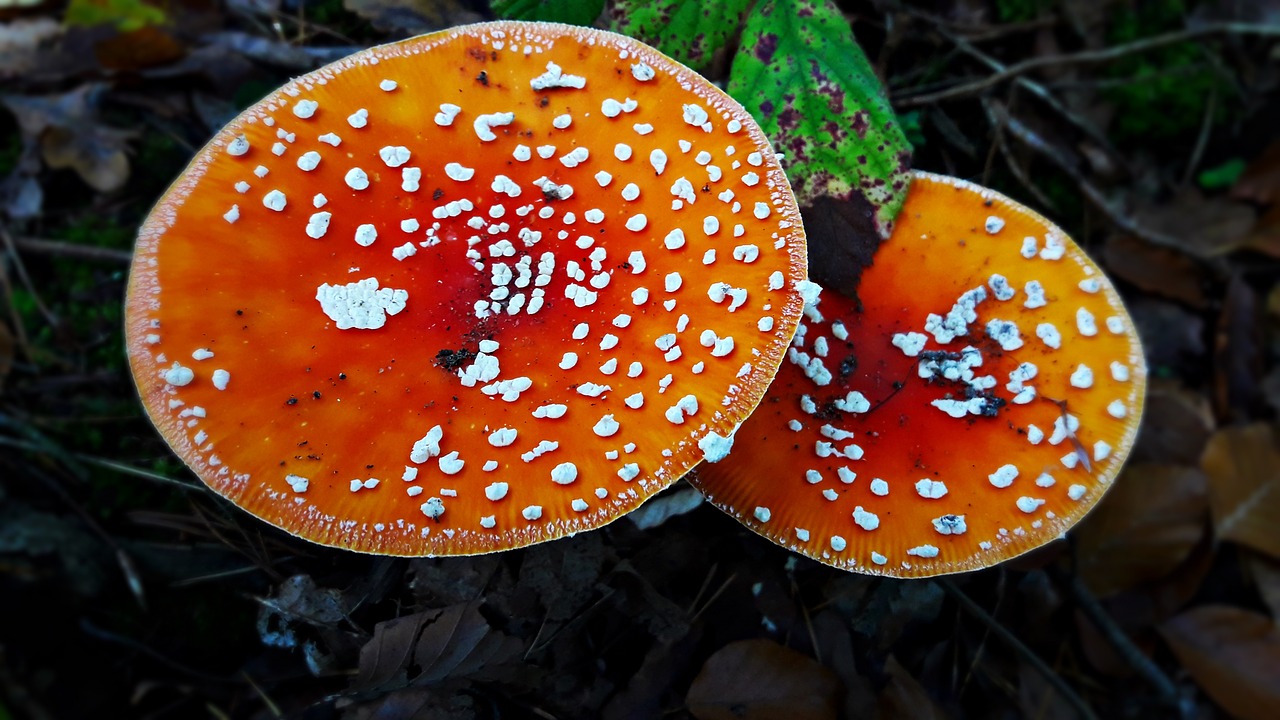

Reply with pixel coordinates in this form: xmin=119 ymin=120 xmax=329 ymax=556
xmin=65 ymin=0 xmax=167 ymax=32
xmin=727 ymin=0 xmax=912 ymax=298
xmin=1198 ymin=158 xmax=1247 ymax=191
xmin=492 ymin=0 xmax=604 ymax=26
xmin=605 ymin=0 xmax=754 ymax=73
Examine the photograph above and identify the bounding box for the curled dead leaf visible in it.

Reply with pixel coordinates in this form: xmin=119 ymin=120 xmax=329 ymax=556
xmin=1074 ymin=463 xmax=1208 ymax=597
xmin=1201 ymin=423 xmax=1280 ymax=560
xmin=1159 ymin=605 xmax=1280 ymax=720
xmin=686 ymin=639 xmax=839 ymax=720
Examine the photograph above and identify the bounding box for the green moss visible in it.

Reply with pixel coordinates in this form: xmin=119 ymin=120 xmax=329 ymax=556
xmin=995 ymin=0 xmax=1051 ymax=23
xmin=1103 ymin=0 xmax=1229 ymax=142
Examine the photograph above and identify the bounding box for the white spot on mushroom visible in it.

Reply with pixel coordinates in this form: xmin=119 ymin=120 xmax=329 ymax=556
xmin=420 ymin=497 xmax=445 ymax=519
xmin=1070 ymin=365 xmax=1094 ymax=388
xmin=315 ymin=277 xmax=407 ymax=330
xmin=988 ymin=464 xmax=1018 ymax=488
xmin=551 ymin=462 xmax=578 ymax=485
xmin=162 ymin=363 xmax=194 ymax=387
xmin=915 ymin=479 xmax=948 ymax=499
xmin=212 ymin=369 xmax=230 ymax=391
xmin=473 ymin=112 xmax=515 ymax=142
xmin=522 ymin=505 xmax=544 ymax=521
xmin=292 ymin=99 xmax=318 ymax=119
xmin=853 ymin=506 xmax=880 ymax=531
xmin=305 ymin=211 xmax=332 ymax=239
xmin=262 ymin=190 xmax=287 ymax=211
xmin=344 ymin=167 xmax=370 ymax=190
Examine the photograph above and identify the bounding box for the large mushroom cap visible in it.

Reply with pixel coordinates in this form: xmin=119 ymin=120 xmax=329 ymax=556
xmin=690 ymin=171 xmax=1146 ymax=578
xmin=126 ymin=21 xmax=807 ymax=556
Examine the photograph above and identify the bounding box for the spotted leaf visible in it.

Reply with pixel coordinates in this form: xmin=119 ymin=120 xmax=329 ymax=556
xmin=727 ymin=0 xmax=912 ymax=298
xmin=493 ymin=0 xmax=605 ymax=26
xmin=606 ymin=0 xmax=754 ymax=73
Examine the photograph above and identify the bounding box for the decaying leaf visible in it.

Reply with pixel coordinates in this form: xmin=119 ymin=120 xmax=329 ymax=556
xmin=256 ymin=574 xmax=349 ymax=649
xmin=727 ymin=0 xmax=912 ymax=300
xmin=1102 ymin=234 xmax=1206 ymax=308
xmin=1 ymin=84 xmax=133 ymax=195
xmin=686 ymin=639 xmax=839 ymax=720
xmin=1232 ymin=139 xmax=1280 ymax=205
xmin=1160 ymin=605 xmax=1280 ymax=720
xmin=1132 ymin=188 xmax=1257 ymax=259
xmin=1200 ymin=423 xmax=1280 ymax=560
xmin=1075 ymin=463 xmax=1208 ymax=597
xmin=1130 ymin=380 xmax=1216 ymax=466
xmin=877 ymin=654 xmax=946 ymax=720
xmin=1247 ymin=554 xmax=1280 ymax=620
xmin=355 ymin=601 xmax=522 ymax=692
xmin=606 ymin=0 xmax=752 ymax=74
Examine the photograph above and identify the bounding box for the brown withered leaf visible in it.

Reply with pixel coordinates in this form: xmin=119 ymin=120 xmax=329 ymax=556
xmin=93 ymin=24 xmax=185 ymax=71
xmin=1130 ymin=380 xmax=1216 ymax=466
xmin=1247 ymin=554 xmax=1280 ymax=619
xmin=686 ymin=639 xmax=839 ymax=720
xmin=1 ymin=85 xmax=134 ymax=194
xmin=1232 ymin=139 xmax=1280 ymax=205
xmin=1201 ymin=424 xmax=1280 ymax=560
xmin=1240 ymin=203 xmax=1280 ymax=258
xmin=1074 ymin=463 xmax=1208 ymax=597
xmin=1101 ymin=234 xmax=1206 ymax=308
xmin=1160 ymin=605 xmax=1280 ymax=720
xmin=1133 ymin=188 xmax=1257 ymax=259
xmin=1214 ymin=275 xmax=1265 ymax=421
xmin=356 ymin=601 xmax=523 ymax=692
xmin=877 ymin=654 xmax=946 ymax=720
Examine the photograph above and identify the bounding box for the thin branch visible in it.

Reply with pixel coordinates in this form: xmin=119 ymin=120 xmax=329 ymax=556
xmin=985 ymin=101 xmax=1190 ymax=251
xmin=1066 ymin=574 xmax=1189 ymax=718
xmin=896 ymin=22 xmax=1280 ymax=108
xmin=10 ymin=236 xmax=133 ymax=264
xmin=942 ymin=579 xmax=1100 ymax=720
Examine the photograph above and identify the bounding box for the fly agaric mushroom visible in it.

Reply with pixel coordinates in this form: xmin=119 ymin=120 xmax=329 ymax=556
xmin=690 ymin=171 xmax=1145 ymax=577
xmin=125 ymin=21 xmax=807 ymax=556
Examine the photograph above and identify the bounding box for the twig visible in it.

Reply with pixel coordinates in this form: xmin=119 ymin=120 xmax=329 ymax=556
xmin=80 ymin=618 xmax=236 ymax=683
xmin=1181 ymin=87 xmax=1218 ymax=187
xmin=0 ymin=435 xmax=206 ymax=493
xmin=895 ymin=22 xmax=1280 ymax=108
xmin=1065 ymin=574 xmax=1189 ymax=718
xmin=942 ymin=579 xmax=1100 ymax=720
xmin=924 ymin=19 xmax=1127 ymax=173
xmin=985 ymin=101 xmax=1189 ymax=251
xmin=10 ymin=236 xmax=133 ymax=264
xmin=982 ymin=98 xmax=1058 ymax=211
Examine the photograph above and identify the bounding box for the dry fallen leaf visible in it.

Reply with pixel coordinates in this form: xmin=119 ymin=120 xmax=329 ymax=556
xmin=1160 ymin=605 xmax=1280 ymax=720
xmin=686 ymin=639 xmax=839 ymax=720
xmin=1102 ymin=234 xmax=1207 ymax=308
xmin=877 ymin=654 xmax=947 ymax=720
xmin=1133 ymin=188 xmax=1257 ymax=259
xmin=1247 ymin=553 xmax=1280 ymax=620
xmin=1 ymin=85 xmax=134 ymax=195
xmin=1233 ymin=139 xmax=1280 ymax=205
xmin=1129 ymin=380 xmax=1216 ymax=466
xmin=1074 ymin=463 xmax=1208 ymax=597
xmin=1200 ymin=423 xmax=1280 ymax=560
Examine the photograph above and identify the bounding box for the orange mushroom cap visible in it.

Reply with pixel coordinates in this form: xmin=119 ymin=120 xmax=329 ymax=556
xmin=125 ymin=21 xmax=808 ymax=556
xmin=690 ymin=171 xmax=1146 ymax=578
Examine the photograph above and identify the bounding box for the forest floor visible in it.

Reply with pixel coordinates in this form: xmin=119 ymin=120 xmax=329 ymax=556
xmin=1 ymin=1 xmax=1279 ymax=719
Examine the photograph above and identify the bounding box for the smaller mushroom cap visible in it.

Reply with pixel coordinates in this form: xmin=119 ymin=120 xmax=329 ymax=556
xmin=691 ymin=171 xmax=1146 ymax=578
